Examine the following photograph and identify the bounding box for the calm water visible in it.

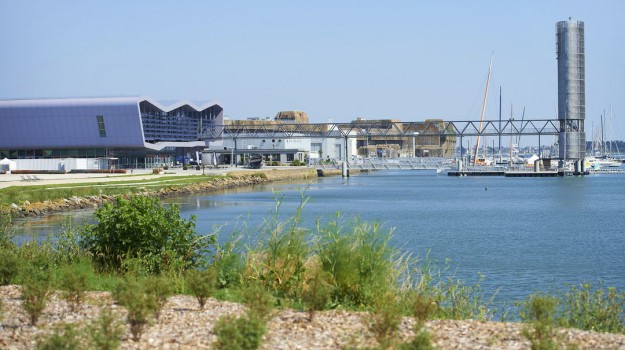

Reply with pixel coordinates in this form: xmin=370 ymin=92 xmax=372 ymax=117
xmin=13 ymin=171 xmax=625 ymax=306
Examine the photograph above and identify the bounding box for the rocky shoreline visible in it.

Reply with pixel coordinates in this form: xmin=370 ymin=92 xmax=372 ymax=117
xmin=2 ymin=285 xmax=625 ymax=349
xmin=6 ymin=168 xmax=318 ymax=218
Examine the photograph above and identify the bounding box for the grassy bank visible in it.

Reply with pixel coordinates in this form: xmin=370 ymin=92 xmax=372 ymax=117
xmin=0 ymin=168 xmax=318 ymax=218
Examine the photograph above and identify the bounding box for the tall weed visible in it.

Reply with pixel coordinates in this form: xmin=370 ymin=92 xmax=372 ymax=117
xmin=245 ymin=193 xmax=310 ymax=298
xmin=316 ymin=214 xmax=405 ymax=307
xmin=558 ymin=283 xmax=625 ymax=333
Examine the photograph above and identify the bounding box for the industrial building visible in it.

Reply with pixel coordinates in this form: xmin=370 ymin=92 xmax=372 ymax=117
xmin=0 ymin=96 xmax=223 ymax=170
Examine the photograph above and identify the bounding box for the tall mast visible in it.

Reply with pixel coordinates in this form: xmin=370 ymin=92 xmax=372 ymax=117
xmin=474 ymin=54 xmax=493 ymax=165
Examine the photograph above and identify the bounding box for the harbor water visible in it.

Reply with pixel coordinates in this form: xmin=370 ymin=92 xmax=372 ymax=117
xmin=13 ymin=170 xmax=625 ymax=307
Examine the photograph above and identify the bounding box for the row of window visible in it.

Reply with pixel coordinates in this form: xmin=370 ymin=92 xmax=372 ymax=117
xmin=0 ymin=149 xmax=109 ymax=159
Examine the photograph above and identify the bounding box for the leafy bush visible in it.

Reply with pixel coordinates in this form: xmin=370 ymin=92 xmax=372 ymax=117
xmin=290 ymin=160 xmax=305 ymax=166
xmin=21 ymin=267 xmax=51 ymax=325
xmin=113 ymin=278 xmax=157 ymax=341
xmin=80 ymin=195 xmax=214 ymax=274
xmin=213 ymin=314 xmax=266 ymax=350
xmin=186 ymin=268 xmax=217 ymax=309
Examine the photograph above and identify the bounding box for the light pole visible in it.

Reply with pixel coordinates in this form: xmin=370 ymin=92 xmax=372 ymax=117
xmin=412 ymin=132 xmax=419 ymax=157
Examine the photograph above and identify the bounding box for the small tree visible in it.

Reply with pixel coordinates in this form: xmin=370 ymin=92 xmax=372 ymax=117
xmin=21 ymin=268 xmax=51 ymax=325
xmin=113 ymin=278 xmax=157 ymax=341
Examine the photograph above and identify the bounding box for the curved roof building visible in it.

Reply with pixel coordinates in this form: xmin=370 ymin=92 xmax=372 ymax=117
xmin=0 ymin=96 xmax=223 ymax=166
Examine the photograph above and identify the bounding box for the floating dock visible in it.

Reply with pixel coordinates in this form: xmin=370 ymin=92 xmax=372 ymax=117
xmin=448 ymin=170 xmax=589 ymax=177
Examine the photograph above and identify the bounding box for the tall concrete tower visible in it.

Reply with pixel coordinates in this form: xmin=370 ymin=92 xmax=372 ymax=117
xmin=556 ymin=19 xmax=586 ymax=162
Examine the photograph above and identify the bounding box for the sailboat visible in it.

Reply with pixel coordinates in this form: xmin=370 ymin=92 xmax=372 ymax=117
xmin=585 ymin=108 xmax=622 ymax=169
xmin=473 ymin=55 xmax=493 ymax=166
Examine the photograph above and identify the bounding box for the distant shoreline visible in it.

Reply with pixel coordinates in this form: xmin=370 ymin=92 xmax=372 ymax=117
xmin=2 ymin=167 xmax=322 ymax=219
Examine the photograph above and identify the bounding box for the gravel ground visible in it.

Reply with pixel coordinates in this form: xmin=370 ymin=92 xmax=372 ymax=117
xmin=1 ymin=285 xmax=625 ymax=349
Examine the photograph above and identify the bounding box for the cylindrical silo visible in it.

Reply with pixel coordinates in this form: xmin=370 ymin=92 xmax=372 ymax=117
xmin=556 ymin=19 xmax=586 ymax=161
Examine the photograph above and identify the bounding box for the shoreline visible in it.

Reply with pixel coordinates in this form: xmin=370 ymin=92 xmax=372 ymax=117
xmin=2 ymin=167 xmax=320 ymax=218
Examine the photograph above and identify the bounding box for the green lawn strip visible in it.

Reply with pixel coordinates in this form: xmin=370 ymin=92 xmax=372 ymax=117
xmin=0 ymin=175 xmax=223 ymax=206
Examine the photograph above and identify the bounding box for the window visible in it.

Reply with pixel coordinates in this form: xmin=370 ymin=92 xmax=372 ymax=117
xmin=96 ymin=115 xmax=107 ymax=137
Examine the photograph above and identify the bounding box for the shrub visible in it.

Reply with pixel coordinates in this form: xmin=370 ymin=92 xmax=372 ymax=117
xmin=113 ymin=278 xmax=156 ymax=341
xmin=87 ymin=307 xmax=124 ymax=350
xmin=21 ymin=267 xmax=51 ymax=325
xmin=195 ymin=165 xmax=201 ymax=170
xmin=369 ymin=291 xmax=403 ymax=348
xmin=183 ymin=165 xmax=188 ymax=170
xmin=213 ymin=314 xmax=266 ymax=350
xmin=36 ymin=323 xmax=82 ymax=350
xmin=80 ymin=195 xmax=214 ymax=274
xmin=0 ymin=210 xmax=14 ymax=249
xmin=241 ymin=284 xmax=274 ymax=320
xmin=186 ymin=268 xmax=216 ymax=309
xmin=0 ymin=249 xmax=18 ymax=285
xmin=520 ymin=294 xmax=559 ymax=350
xmin=144 ymin=275 xmax=173 ymax=320
xmin=60 ymin=261 xmax=91 ymax=312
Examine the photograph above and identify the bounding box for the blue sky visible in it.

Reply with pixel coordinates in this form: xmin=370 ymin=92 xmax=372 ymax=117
xmin=1 ymin=0 xmax=624 ymax=141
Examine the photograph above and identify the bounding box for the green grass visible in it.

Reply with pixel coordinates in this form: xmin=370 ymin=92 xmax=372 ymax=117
xmin=0 ymin=174 xmax=223 ymax=206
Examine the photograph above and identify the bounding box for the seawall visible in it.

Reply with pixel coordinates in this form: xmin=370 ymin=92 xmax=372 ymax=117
xmin=5 ymin=168 xmax=319 ymax=218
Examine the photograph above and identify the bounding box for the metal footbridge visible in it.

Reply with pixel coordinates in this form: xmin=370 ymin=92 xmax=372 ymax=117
xmin=312 ymin=157 xmax=453 ymax=172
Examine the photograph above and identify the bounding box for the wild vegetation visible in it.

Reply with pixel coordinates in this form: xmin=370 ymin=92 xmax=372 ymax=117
xmin=1 ymin=194 xmax=624 ymax=349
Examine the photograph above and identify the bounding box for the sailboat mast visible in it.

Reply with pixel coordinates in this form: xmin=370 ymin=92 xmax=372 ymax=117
xmin=473 ymin=55 xmax=493 ymax=166
xmin=601 ymin=111 xmax=605 ymax=156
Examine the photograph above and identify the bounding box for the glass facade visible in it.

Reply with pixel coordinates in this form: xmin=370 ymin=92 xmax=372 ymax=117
xmin=140 ymin=101 xmax=221 ymax=143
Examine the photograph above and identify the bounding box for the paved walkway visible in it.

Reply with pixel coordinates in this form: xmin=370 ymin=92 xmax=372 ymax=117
xmin=0 ymin=167 xmax=238 ymax=189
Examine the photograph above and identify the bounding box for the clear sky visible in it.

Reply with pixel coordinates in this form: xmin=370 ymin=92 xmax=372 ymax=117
xmin=1 ymin=0 xmax=624 ymax=141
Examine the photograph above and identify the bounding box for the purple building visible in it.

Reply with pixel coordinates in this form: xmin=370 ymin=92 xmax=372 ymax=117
xmin=0 ymin=96 xmax=223 ymax=168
